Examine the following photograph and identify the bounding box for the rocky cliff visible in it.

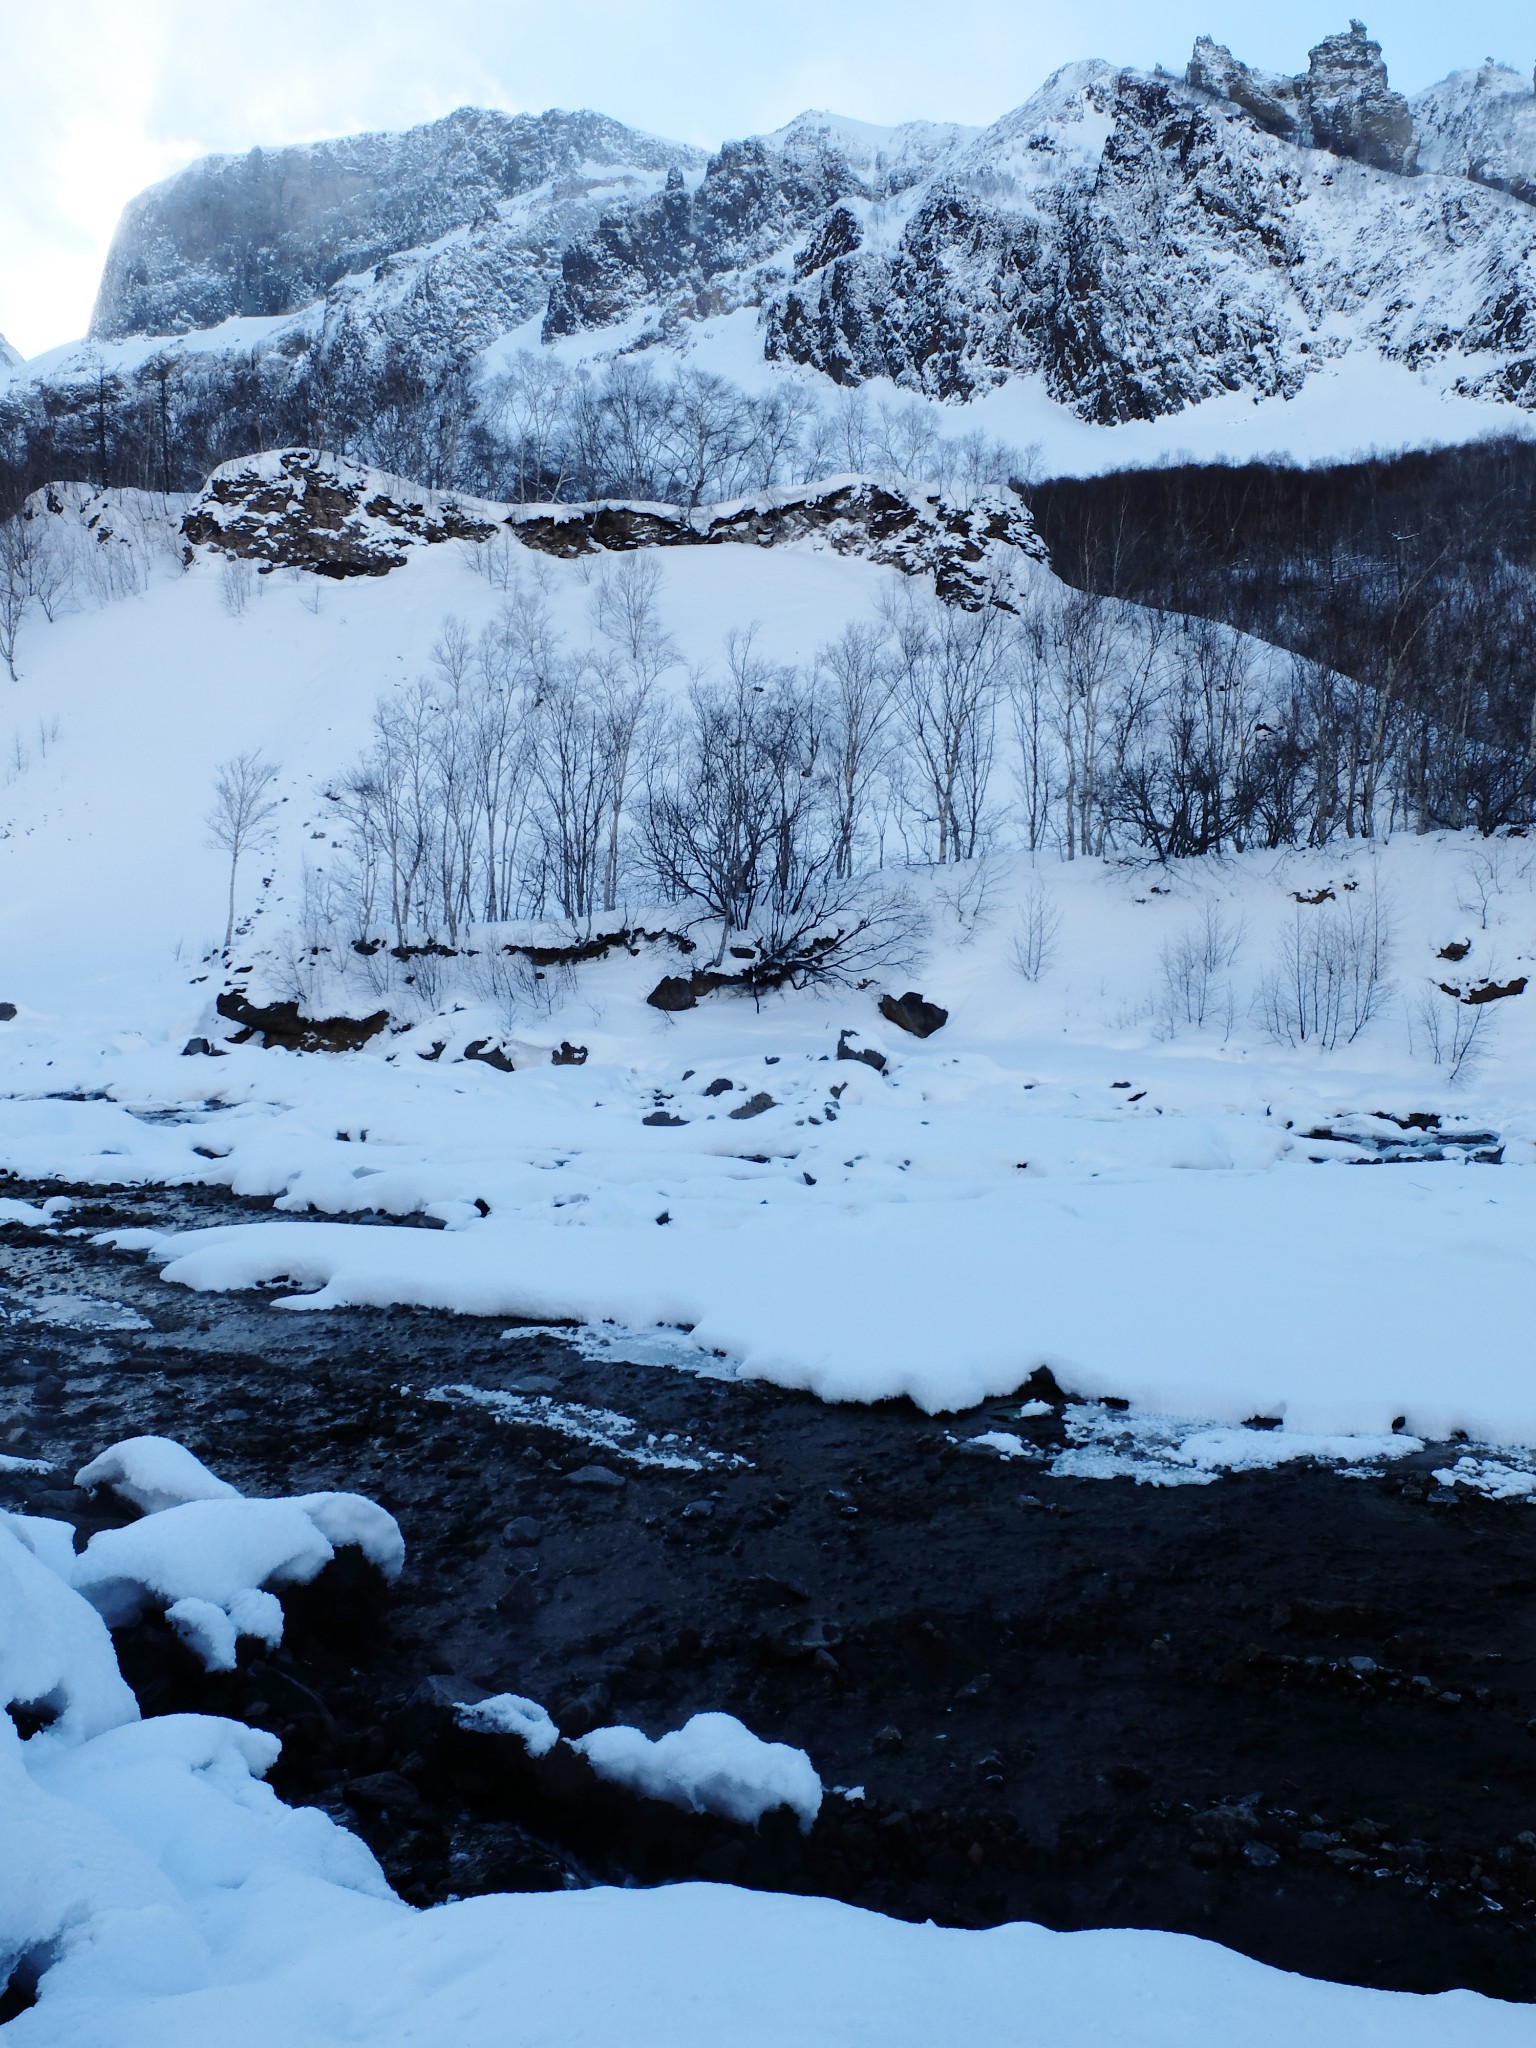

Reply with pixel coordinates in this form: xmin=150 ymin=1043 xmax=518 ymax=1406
xmin=89 ymin=106 xmax=704 ymax=340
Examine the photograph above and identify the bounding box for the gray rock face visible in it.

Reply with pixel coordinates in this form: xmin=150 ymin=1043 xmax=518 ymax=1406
xmin=545 ymin=136 xmax=862 ymax=337
xmin=764 ymin=60 xmax=1536 ymax=420
xmin=1413 ymin=62 xmax=1536 ymax=207
xmin=1188 ymin=20 xmax=1416 ymax=175
xmin=91 ymin=106 xmax=704 ymax=339
xmin=1186 ymin=38 xmax=1305 ymax=144
xmin=1303 ymin=20 xmax=1417 ymax=175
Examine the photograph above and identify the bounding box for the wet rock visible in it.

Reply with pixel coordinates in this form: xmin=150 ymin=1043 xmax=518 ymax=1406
xmin=555 ymin=1682 xmax=612 ymax=1737
xmin=567 ymin=1463 xmax=626 ymax=1491
xmin=1244 ymin=1839 xmax=1280 ymax=1868
xmin=1104 ymin=1762 xmax=1151 ymax=1791
xmin=878 ymin=991 xmax=948 ymax=1038
xmin=345 ymin=1770 xmax=427 ymax=1820
xmin=502 ymin=1516 xmax=543 ymax=1546
xmin=412 ymin=1672 xmax=488 ymax=1713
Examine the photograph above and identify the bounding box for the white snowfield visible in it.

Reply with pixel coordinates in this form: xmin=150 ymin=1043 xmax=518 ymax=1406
xmin=3 ymin=508 xmax=1536 ymax=1450
xmin=1 ymin=1485 xmax=1528 ymax=2045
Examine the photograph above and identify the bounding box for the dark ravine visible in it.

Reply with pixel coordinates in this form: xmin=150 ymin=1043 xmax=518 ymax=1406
xmin=3 ymin=1184 xmax=1535 ymax=2004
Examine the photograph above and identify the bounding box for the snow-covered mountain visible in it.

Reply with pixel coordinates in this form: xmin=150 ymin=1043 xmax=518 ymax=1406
xmin=7 ymin=20 xmax=1536 ymax=502
xmin=89 ymin=107 xmax=704 ymax=341
xmin=1412 ymin=59 xmax=1536 ymax=206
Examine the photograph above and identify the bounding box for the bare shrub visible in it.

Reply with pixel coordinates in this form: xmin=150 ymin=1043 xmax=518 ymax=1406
xmin=1158 ymin=900 xmax=1243 ymax=1032
xmin=1011 ymin=876 xmax=1062 ymax=982
xmin=208 ymin=752 xmax=281 ymax=953
xmin=1412 ymin=985 xmax=1493 ymax=1082
xmin=1257 ymin=882 xmax=1392 ymax=1049
xmin=219 ymin=556 xmax=257 ymax=618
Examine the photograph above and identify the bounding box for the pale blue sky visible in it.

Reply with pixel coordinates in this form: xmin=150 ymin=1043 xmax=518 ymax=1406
xmin=2 ymin=0 xmax=1532 ymax=356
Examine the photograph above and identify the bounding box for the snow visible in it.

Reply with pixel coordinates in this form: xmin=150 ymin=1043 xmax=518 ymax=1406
xmin=456 ymin=1693 xmax=561 ymax=1755
xmin=1049 ymin=1406 xmax=1426 ymax=1488
xmin=60 ymin=1442 xmax=403 ymax=1670
xmin=77 ymin=1497 xmax=351 ymax=1620
xmin=92 ymin=1162 xmax=1536 ymax=1437
xmin=0 ymin=1520 xmax=138 ymax=1746
xmin=575 ymin=1711 xmax=823 ymax=1831
xmin=428 ymin=1383 xmax=747 ymax=1471
xmin=76 ymin=1436 xmax=241 ymax=1515
xmin=4 ymin=520 xmax=1536 ymax=1452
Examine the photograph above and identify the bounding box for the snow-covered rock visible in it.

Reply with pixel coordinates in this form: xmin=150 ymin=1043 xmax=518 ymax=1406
xmin=766 ymin=56 xmax=1536 ymax=419
xmin=1187 ymin=22 xmax=1417 ymax=173
xmin=575 ymin=1711 xmax=823 ymax=1830
xmin=60 ymin=1436 xmax=405 ymax=1672
xmin=89 ymin=107 xmax=704 ymax=341
xmin=455 ymin=1693 xmax=561 ymax=1756
xmin=182 ymin=454 xmax=1044 ymax=604
xmin=75 ymin=1437 xmax=240 ymax=1517
xmin=181 ymin=450 xmax=500 ymax=577
xmin=1412 ymin=60 xmax=1536 ymax=207
xmin=8 ymin=25 xmax=1536 ymax=494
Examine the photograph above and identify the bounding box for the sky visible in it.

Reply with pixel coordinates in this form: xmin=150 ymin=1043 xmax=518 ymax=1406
xmin=1 ymin=0 xmax=1533 ymax=358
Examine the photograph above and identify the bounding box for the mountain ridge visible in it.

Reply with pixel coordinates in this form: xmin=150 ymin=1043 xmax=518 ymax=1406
xmin=6 ymin=21 xmax=1536 ymax=514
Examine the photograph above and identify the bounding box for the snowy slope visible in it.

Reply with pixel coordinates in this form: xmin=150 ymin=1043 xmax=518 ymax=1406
xmin=3 ymin=475 xmax=1536 ymax=1448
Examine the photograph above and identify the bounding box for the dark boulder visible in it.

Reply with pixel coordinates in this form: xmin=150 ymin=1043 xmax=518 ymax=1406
xmin=647 ymin=975 xmax=698 ymax=1012
xmin=878 ymin=991 xmax=948 ymax=1038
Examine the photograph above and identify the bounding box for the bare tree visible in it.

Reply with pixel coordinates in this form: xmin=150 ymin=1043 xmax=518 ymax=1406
xmin=208 ymin=752 xmax=282 ymax=954
xmin=885 ymin=587 xmax=1011 ymax=863
xmin=592 ymin=554 xmax=675 ymax=909
xmin=0 ymin=518 xmax=33 ymax=681
xmin=817 ymin=622 xmax=895 ymax=877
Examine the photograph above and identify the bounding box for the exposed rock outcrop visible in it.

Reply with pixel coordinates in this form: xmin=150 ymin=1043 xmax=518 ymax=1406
xmin=182 ymin=455 xmax=1044 ymax=605
xmin=765 ymin=56 xmax=1536 ymax=420
xmin=215 ymin=989 xmax=389 ymax=1052
xmin=181 ymin=450 xmax=499 ymax=577
xmin=506 ymin=476 xmax=1045 ymax=606
xmin=1189 ymin=22 xmax=1416 ymax=175
xmin=1302 ymin=21 xmax=1417 ymax=176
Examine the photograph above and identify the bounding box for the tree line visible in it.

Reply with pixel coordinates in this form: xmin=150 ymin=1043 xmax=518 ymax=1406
xmin=0 ymin=346 xmax=1028 ymax=518
xmin=1026 ymin=439 xmax=1536 ymax=838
